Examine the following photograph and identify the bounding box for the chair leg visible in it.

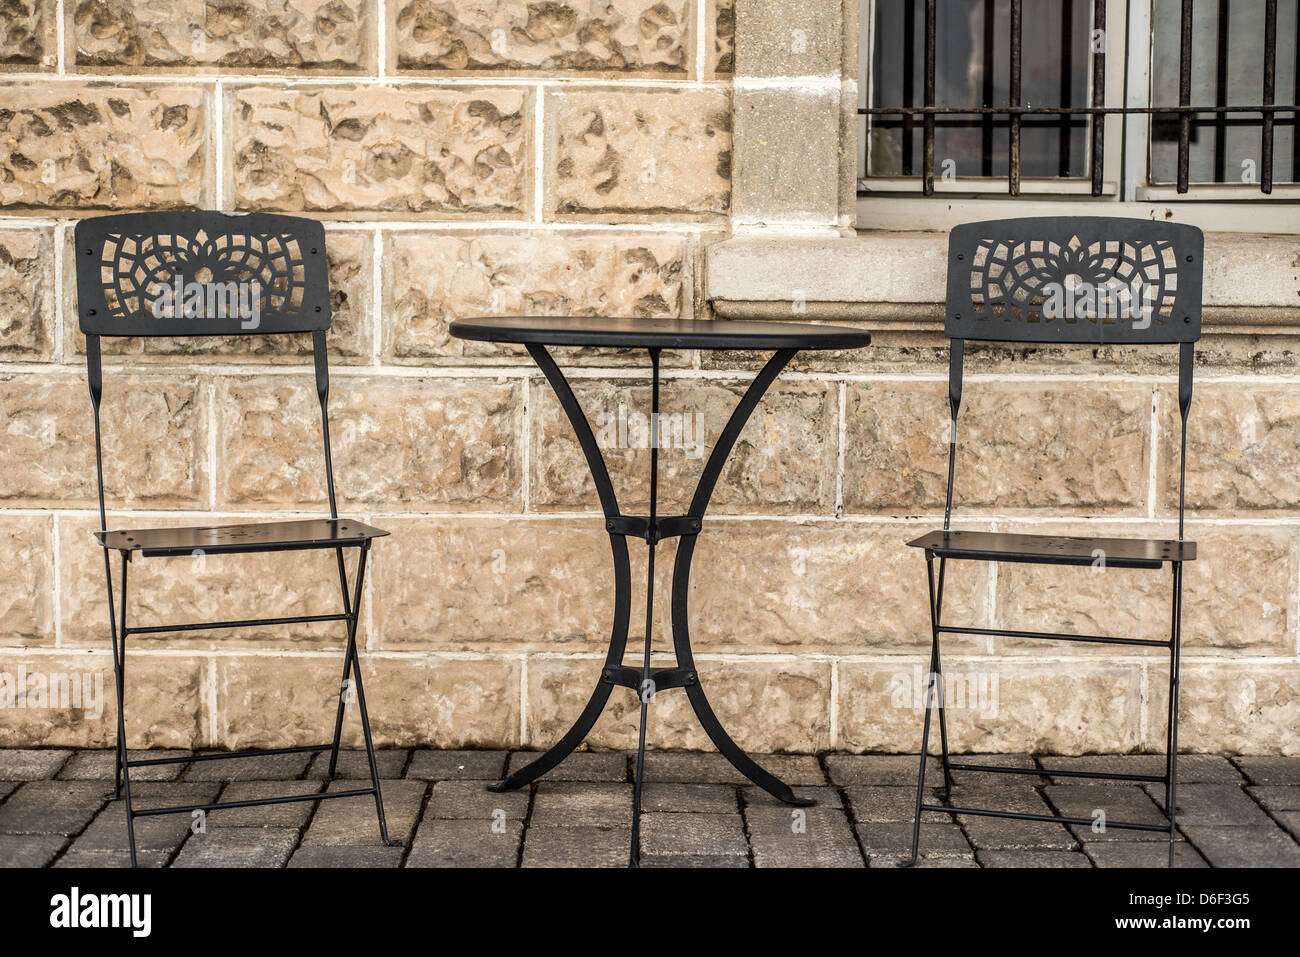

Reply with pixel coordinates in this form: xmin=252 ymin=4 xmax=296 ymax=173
xmin=933 ymin=557 xmax=953 ymax=798
xmin=909 ymin=553 xmax=944 ymax=865
xmin=338 ymin=543 xmax=390 ymax=846
xmin=631 ymin=687 xmax=651 ymax=869
xmin=1165 ymin=561 xmax=1184 ymax=868
xmin=107 ymin=549 xmax=137 ymax=868
xmin=327 ymin=548 xmax=354 ymax=779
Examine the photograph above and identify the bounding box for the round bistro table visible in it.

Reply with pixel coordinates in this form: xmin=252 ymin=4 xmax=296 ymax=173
xmin=448 ymin=317 xmax=871 ymax=866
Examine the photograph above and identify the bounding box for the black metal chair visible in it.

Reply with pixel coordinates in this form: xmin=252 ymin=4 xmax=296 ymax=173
xmin=74 ymin=211 xmax=391 ymax=866
xmin=906 ymin=216 xmax=1203 ymax=868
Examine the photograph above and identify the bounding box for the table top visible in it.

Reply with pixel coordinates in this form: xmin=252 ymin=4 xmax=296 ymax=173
xmin=448 ymin=317 xmax=871 ymax=351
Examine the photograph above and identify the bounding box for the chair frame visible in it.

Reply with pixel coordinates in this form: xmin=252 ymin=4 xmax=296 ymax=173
xmin=907 ymin=216 xmax=1204 ymax=869
xmin=75 ymin=211 xmax=390 ymax=866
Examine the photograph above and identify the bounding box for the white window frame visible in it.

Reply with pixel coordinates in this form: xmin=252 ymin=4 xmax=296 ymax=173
xmin=856 ymin=0 xmax=1300 ymax=232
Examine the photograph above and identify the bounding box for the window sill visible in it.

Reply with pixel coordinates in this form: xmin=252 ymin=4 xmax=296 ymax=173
xmin=705 ymin=230 xmax=1300 ymax=330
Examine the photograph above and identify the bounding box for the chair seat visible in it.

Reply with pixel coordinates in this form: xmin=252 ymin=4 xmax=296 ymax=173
xmin=906 ymin=529 xmax=1195 ymax=569
xmin=96 ymin=518 xmax=388 ymax=557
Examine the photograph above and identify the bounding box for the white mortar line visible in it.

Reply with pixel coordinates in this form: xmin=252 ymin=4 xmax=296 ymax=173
xmin=519 ymin=655 xmax=529 ymax=746
xmin=985 ymin=548 xmax=998 ymax=655
xmin=376 ymin=0 xmax=388 ymax=81
xmin=828 ymin=657 xmax=839 ymax=749
xmin=52 ymin=221 xmax=65 ymax=363
xmin=206 ymin=655 xmax=219 ymax=746
xmin=51 ymin=514 xmax=62 ymax=648
xmin=19 ymin=503 xmax=1300 ymax=528
xmin=1147 ymin=387 xmax=1160 ymax=520
xmin=3 ymin=646 xmax=1294 ymax=666
xmin=207 ymin=380 xmax=218 ymax=509
xmin=835 ymin=380 xmax=846 ymax=516
xmin=533 ymin=84 xmax=545 ymax=222
xmin=214 ymin=79 xmax=226 ymax=208
xmin=1 ymin=71 xmax=729 ymax=89
xmin=732 ymin=76 xmax=842 ymax=90
xmin=695 ymin=0 xmax=707 ymax=82
xmin=0 ymin=217 xmax=715 ymax=234
xmin=520 ymin=374 xmax=532 ymax=513
xmin=55 ymin=0 xmax=66 ymax=74
xmin=1138 ymin=658 xmax=1150 ymax=744
xmin=370 ymin=226 xmax=384 ymax=367
xmin=364 ymin=547 xmax=376 ymax=653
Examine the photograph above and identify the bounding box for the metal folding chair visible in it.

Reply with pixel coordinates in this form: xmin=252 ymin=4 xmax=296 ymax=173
xmin=905 ymin=216 xmax=1203 ymax=868
xmin=74 ymin=211 xmax=391 ymax=866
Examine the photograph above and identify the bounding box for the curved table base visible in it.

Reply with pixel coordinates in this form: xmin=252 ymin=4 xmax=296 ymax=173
xmin=493 ymin=345 xmax=815 ymax=863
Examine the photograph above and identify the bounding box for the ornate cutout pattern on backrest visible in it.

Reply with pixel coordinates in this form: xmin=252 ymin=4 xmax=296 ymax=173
xmin=946 ymin=217 xmax=1203 ymax=344
xmin=75 ymin=211 xmax=330 ymax=337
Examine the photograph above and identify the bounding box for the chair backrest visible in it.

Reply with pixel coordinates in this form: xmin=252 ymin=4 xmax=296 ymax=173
xmin=941 ymin=216 xmax=1204 ymax=539
xmin=946 ymin=216 xmax=1203 ymax=345
xmin=73 ymin=211 xmax=341 ymax=534
xmin=75 ymin=210 xmax=330 ymax=338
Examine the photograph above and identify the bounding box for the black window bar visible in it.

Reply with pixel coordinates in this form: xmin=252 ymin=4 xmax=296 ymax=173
xmin=860 ymin=0 xmax=1299 ymax=196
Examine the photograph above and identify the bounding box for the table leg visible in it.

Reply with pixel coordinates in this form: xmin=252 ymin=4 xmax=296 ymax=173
xmin=669 ymin=347 xmax=816 ymax=808
xmin=489 ymin=343 xmax=633 ymax=794
xmin=489 ymin=344 xmax=814 ymax=813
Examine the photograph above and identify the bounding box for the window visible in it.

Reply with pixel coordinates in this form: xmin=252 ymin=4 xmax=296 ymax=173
xmin=857 ymin=0 xmax=1299 ymax=199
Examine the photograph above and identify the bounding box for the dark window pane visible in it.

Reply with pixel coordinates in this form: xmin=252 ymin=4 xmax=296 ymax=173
xmin=865 ymin=0 xmax=1091 ymax=182
xmin=1150 ymin=0 xmax=1298 ymax=185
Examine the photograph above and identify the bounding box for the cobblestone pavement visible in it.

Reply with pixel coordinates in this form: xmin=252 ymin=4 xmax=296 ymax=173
xmin=1 ymin=749 xmax=1297 ymax=868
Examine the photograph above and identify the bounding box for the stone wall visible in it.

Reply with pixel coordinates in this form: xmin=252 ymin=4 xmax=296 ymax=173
xmin=0 ymin=0 xmax=1296 ymax=756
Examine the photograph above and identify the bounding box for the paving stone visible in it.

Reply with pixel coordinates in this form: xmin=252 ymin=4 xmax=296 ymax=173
xmin=183 ymin=752 xmax=313 ymax=781
xmin=954 ymin=753 xmax=1042 ymax=774
xmin=1086 ymin=841 xmax=1209 ymax=868
xmin=742 ymin=785 xmax=841 ymax=808
xmin=506 ymin=751 xmax=627 ymax=783
xmin=290 ymin=845 xmax=404 ymax=868
xmin=640 ymin=813 xmax=747 ymax=859
xmin=748 ymin=755 xmax=827 ymax=786
xmin=531 ymin=782 xmax=632 ymax=828
xmin=1044 ymin=785 xmax=1170 ymax=842
xmin=825 ymin=755 xmax=943 ymax=787
xmin=307 ymin=749 xmax=409 ymax=780
xmin=1149 ymin=783 xmax=1273 ymax=827
xmin=1182 ymin=826 xmax=1300 ymax=867
xmin=949 ymin=787 xmax=1076 ymax=850
xmin=408 ymin=818 xmax=522 ymax=868
xmin=642 ymin=751 xmax=749 ymax=784
xmin=644 ymin=749 xmax=825 ymax=786
xmin=1248 ymin=786 xmax=1300 ymax=812
xmin=871 ymin=855 xmax=979 ymax=868
xmin=301 ymin=780 xmax=425 ymax=846
xmin=1234 ymin=756 xmax=1300 ymax=786
xmin=857 ymin=820 xmax=972 ymax=863
xmin=1274 ymin=812 xmax=1300 ymax=842
xmin=977 ymin=850 xmax=1093 ymax=868
xmin=59 ymin=750 xmax=190 ymax=783
xmin=642 ymin=853 xmax=749 ymax=868
xmin=427 ymin=780 xmax=528 ymax=820
xmin=0 ymin=781 xmax=110 ymax=835
xmin=206 ymin=780 xmax=323 ymax=828
xmin=72 ymin=784 xmax=222 ymax=853
xmin=406 ymin=750 xmax=507 ymax=781
xmin=844 ymin=786 xmax=932 ymax=822
xmin=0 ymin=834 xmax=66 ymax=867
xmin=0 ymin=784 xmax=14 ymax=802
xmin=746 ymin=806 xmax=863 ymax=868
xmin=55 ymin=849 xmax=172 ymax=868
xmin=642 ymin=782 xmax=738 ymax=814
xmin=1040 ymin=754 xmax=1241 ymax=784
xmin=172 ymin=827 xmax=299 ymax=868
xmin=522 ymin=825 xmax=630 ymax=868
xmin=0 ymin=749 xmax=71 ymax=781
